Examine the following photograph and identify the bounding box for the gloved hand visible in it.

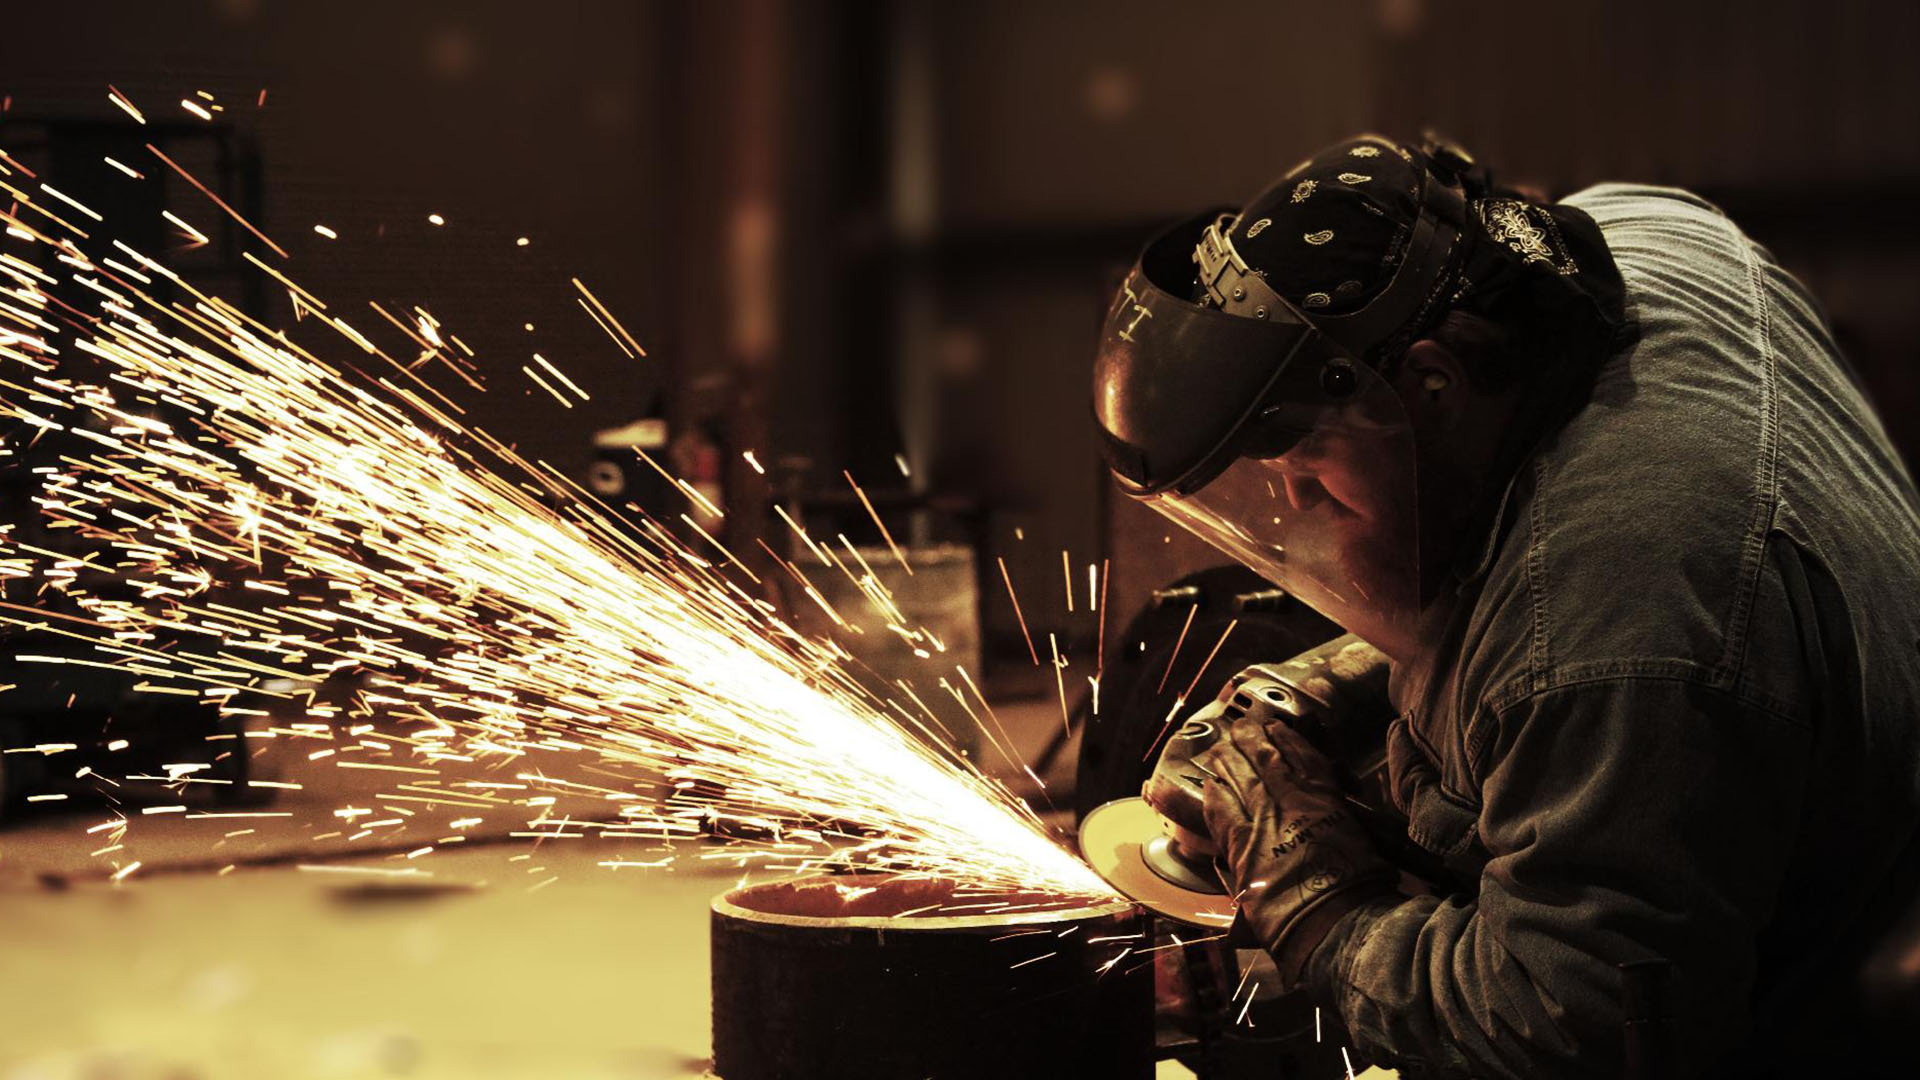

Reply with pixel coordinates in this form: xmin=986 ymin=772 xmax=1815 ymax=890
xmin=1191 ymin=711 xmax=1400 ymax=986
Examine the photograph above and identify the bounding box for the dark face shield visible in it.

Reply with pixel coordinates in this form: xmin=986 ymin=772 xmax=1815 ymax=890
xmin=1093 ymin=213 xmax=1423 ymax=656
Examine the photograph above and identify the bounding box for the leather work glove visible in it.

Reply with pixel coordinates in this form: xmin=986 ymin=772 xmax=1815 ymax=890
xmin=1192 ymin=711 xmax=1401 ymax=986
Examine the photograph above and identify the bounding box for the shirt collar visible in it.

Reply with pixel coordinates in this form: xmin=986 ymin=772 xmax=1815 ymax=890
xmin=1449 ymin=462 xmax=1526 ymax=590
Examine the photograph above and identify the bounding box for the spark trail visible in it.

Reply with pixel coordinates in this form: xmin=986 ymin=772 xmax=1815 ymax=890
xmin=0 ymin=95 xmax=1113 ymax=902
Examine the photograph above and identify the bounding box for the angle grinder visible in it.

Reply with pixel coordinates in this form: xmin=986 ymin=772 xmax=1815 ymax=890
xmin=1080 ymin=637 xmax=1408 ymax=928
xmin=1079 ymin=713 xmax=1240 ymax=927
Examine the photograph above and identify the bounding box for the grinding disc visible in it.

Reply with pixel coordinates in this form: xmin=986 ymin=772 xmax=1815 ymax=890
xmin=1079 ymin=797 xmax=1237 ymax=928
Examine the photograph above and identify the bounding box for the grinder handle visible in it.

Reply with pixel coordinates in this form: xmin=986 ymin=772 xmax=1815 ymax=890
xmin=1140 ymin=646 xmax=1392 ymax=862
xmin=1140 ymin=712 xmax=1228 ymax=856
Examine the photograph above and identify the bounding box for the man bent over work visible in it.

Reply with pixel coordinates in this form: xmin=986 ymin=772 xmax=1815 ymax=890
xmin=1092 ymin=133 xmax=1920 ymax=1077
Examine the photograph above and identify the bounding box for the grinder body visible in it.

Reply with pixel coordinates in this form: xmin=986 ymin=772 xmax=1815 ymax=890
xmin=1081 ymin=634 xmax=1414 ymax=926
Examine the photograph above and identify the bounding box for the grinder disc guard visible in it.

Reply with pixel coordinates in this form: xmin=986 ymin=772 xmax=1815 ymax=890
xmin=1080 ymin=797 xmax=1237 ymax=928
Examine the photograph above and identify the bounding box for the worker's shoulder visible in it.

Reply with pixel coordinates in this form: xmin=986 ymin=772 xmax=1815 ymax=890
xmin=1566 ymin=184 xmax=1766 ymax=342
xmin=1469 ymin=486 xmax=1818 ymax=725
xmin=1465 ymin=318 xmax=1785 ymax=714
xmin=1465 ymin=453 xmax=1768 ymax=707
xmin=1562 ymin=181 xmax=1731 ymax=222
xmin=1561 ymin=182 xmax=1746 ymax=248
xmin=1456 ymin=184 xmax=1917 ymax=728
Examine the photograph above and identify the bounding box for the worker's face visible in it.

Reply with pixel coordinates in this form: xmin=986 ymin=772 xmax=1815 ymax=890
xmin=1148 ymin=391 xmax=1422 ymax=658
xmin=1266 ymin=424 xmax=1405 ymax=529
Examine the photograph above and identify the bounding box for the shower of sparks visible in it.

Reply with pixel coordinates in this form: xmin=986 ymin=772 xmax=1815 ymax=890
xmin=843 ymin=468 xmax=909 ymax=576
xmin=570 ymin=277 xmax=646 ymax=359
xmin=1142 ymin=617 xmax=1241 ymax=763
xmin=1156 ymin=603 xmax=1199 ymax=695
xmin=1 ymin=147 xmax=39 ymax=179
xmin=1181 ymin=618 xmax=1239 ymax=700
xmin=1048 ymin=633 xmax=1070 ymax=736
xmin=1234 ymin=984 xmax=1257 ymax=1026
xmin=41 ymin=185 xmax=104 ymax=223
xmin=530 ymin=352 xmax=588 ymax=402
xmin=996 ymin=558 xmax=1039 ymax=667
xmin=521 ymin=361 xmax=574 ymax=408
xmin=1231 ymin=960 xmax=1259 ymax=1026
xmin=145 ymin=142 xmax=288 ymax=258
xmin=0 ymin=115 xmax=1116 ymax=904
xmin=1095 ymin=557 xmax=1109 ymax=673
xmin=107 ymin=85 xmax=145 ymax=124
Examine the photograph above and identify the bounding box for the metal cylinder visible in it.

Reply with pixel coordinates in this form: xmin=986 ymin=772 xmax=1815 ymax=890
xmin=710 ymin=874 xmax=1152 ymax=1080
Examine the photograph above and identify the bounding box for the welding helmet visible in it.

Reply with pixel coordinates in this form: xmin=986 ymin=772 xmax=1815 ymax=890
xmin=1093 ymin=135 xmax=1478 ymax=655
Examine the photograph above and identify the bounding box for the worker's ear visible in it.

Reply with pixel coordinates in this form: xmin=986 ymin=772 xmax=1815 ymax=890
xmin=1395 ymin=338 xmax=1472 ymax=428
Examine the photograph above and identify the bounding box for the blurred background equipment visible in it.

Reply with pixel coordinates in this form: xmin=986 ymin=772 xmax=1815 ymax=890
xmin=585 ymin=411 xmax=673 ymax=507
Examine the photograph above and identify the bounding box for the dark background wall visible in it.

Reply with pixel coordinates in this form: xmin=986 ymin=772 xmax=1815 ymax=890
xmin=4 ymin=0 xmax=1915 ymax=690
xmin=0 ymin=0 xmax=669 ymax=467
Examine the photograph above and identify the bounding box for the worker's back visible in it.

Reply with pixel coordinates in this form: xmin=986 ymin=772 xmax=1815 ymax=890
xmin=1570 ymin=183 xmax=1920 ymax=1073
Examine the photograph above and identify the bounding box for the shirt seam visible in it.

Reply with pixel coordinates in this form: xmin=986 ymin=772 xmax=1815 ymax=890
xmin=1485 ymin=665 xmax=1805 ymax=729
xmin=1523 ymin=455 xmax=1552 ymax=692
xmin=1720 ymin=234 xmax=1784 ymax=686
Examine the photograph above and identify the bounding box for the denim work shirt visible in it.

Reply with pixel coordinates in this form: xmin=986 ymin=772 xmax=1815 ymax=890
xmin=1305 ymin=184 xmax=1920 ymax=1078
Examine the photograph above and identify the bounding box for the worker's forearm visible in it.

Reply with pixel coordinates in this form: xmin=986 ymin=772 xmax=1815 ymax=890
xmin=1306 ymin=894 xmax=1619 ymax=1080
xmin=1306 ymin=676 xmax=1808 ymax=1079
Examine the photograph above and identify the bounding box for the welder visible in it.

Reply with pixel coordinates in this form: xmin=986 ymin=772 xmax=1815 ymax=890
xmin=1088 ymin=134 xmax=1920 ymax=1077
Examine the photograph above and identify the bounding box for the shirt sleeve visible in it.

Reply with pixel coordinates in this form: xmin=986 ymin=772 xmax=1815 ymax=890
xmin=1306 ymin=676 xmax=1814 ymax=1079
